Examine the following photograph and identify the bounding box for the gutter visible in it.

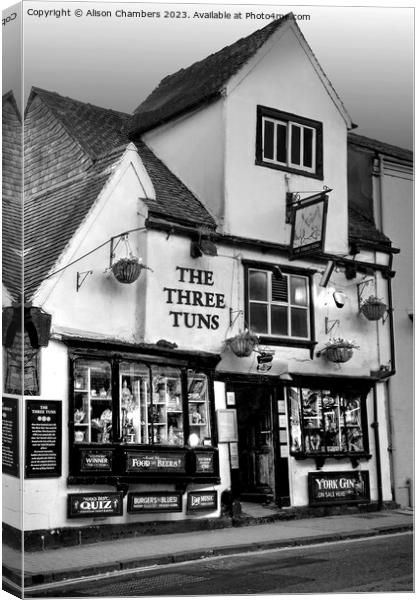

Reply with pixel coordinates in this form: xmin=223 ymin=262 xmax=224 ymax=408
xmin=145 ymin=216 xmax=399 ymax=273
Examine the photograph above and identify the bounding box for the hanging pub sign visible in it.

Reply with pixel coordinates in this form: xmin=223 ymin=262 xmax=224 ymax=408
xmin=125 ymin=450 xmax=186 ymax=474
xmin=308 ymin=471 xmax=370 ymax=506
xmin=80 ymin=449 xmax=113 ymax=472
xmin=68 ymin=492 xmax=123 ymax=518
xmin=289 ymin=192 xmax=329 ymax=259
xmin=25 ymin=400 xmax=61 ymax=478
xmin=127 ymin=492 xmax=183 ymax=513
xmin=2 ymin=397 xmax=19 ymax=477
xmin=187 ymin=490 xmax=218 ymax=512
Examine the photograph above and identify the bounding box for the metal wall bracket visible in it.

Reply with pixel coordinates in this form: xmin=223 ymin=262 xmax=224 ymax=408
xmin=229 ymin=308 xmax=244 ymax=327
xmin=76 ymin=270 xmax=93 ymax=292
xmin=325 ymin=317 xmax=340 ymax=335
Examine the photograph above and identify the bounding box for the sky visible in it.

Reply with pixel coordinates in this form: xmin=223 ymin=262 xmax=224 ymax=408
xmin=1 ymin=0 xmax=415 ymax=149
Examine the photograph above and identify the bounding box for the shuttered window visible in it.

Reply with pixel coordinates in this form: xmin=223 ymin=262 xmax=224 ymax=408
xmin=248 ymin=268 xmax=310 ymax=339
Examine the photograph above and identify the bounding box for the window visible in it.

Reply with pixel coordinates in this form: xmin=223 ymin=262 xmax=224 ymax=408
xmin=288 ymin=387 xmax=368 ymax=455
xmin=72 ymin=358 xmax=213 ymax=448
xmin=247 ymin=267 xmax=311 ymax=341
xmin=256 ymin=106 xmax=323 ymax=178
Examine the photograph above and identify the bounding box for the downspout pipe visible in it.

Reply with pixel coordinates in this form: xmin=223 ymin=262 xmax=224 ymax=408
xmin=372 ymin=384 xmax=383 ymax=509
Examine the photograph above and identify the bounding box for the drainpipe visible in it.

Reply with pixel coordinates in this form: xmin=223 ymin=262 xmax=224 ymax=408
xmin=372 ymin=384 xmax=383 ymax=509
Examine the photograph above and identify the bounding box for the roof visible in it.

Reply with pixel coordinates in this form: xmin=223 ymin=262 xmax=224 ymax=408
xmin=2 ymin=92 xmax=23 ymax=300
xmin=348 ymin=205 xmax=391 ymax=248
xmin=6 ymin=88 xmax=215 ymax=300
xmin=130 ymin=16 xmax=291 ymax=135
xmin=348 ymin=132 xmax=413 ymax=163
xmin=130 ymin=15 xmax=353 ymax=136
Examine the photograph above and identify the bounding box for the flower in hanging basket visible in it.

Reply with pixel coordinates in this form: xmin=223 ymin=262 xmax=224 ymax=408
xmin=323 ymin=337 xmax=359 ymax=363
xmin=226 ymin=330 xmax=259 ymax=357
xmin=360 ymin=295 xmax=387 ymax=321
xmin=111 ymin=256 xmax=144 ymax=284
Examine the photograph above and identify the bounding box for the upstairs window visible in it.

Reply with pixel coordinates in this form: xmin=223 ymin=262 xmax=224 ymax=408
xmin=256 ymin=106 xmax=323 ymax=178
xmin=246 ymin=267 xmax=311 ymax=343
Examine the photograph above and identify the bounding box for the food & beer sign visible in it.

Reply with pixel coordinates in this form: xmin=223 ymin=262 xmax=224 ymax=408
xmin=125 ymin=451 xmax=186 ymax=473
xmin=308 ymin=471 xmax=370 ymax=506
xmin=68 ymin=492 xmax=123 ymax=518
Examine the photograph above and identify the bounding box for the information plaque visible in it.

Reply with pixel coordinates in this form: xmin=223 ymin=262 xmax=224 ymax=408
xmin=25 ymin=400 xmax=61 ymax=478
xmin=2 ymin=397 xmax=19 ymax=477
xmin=68 ymin=492 xmax=123 ymax=518
xmin=308 ymin=471 xmax=370 ymax=506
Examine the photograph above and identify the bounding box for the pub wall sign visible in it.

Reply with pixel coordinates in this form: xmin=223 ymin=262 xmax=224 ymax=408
xmin=127 ymin=492 xmax=183 ymax=513
xmin=187 ymin=490 xmax=218 ymax=512
xmin=126 ymin=451 xmax=186 ymax=473
xmin=163 ymin=266 xmax=226 ymax=330
xmin=308 ymin=471 xmax=370 ymax=506
xmin=68 ymin=492 xmax=123 ymax=518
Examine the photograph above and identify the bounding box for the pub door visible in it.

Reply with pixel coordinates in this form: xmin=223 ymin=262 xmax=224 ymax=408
xmin=236 ymin=386 xmax=276 ymax=503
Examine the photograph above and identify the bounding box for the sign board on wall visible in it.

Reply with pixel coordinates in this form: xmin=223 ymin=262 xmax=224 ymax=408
xmin=80 ymin=449 xmax=113 ymax=472
xmin=187 ymin=491 xmax=218 ymax=512
xmin=217 ymin=409 xmax=238 ymax=442
xmin=25 ymin=400 xmax=61 ymax=478
xmin=68 ymin=492 xmax=123 ymax=518
xmin=127 ymin=492 xmax=182 ymax=513
xmin=195 ymin=452 xmax=214 ymax=473
xmin=2 ymin=397 xmax=19 ymax=477
xmin=125 ymin=451 xmax=186 ymax=473
xmin=308 ymin=471 xmax=370 ymax=506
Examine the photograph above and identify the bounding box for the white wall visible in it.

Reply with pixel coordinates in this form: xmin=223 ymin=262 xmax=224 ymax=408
xmin=34 ymin=156 xmax=149 ymax=342
xmin=224 ymin=27 xmax=348 ymax=254
xmin=143 ymin=100 xmax=225 ymax=225
xmin=380 ymin=160 xmax=414 ymax=507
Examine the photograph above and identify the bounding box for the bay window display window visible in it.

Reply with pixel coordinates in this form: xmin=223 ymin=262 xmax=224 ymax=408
xmin=188 ymin=370 xmax=211 ymax=446
xmin=72 ymin=357 xmax=214 ymax=448
xmin=73 ymin=359 xmax=112 ymax=444
xmin=288 ymin=387 xmax=368 ymax=455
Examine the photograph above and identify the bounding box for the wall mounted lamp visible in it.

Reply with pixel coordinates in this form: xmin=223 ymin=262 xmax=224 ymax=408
xmin=333 ymin=291 xmax=346 ymax=308
xmin=272 ymin=265 xmax=284 ymax=280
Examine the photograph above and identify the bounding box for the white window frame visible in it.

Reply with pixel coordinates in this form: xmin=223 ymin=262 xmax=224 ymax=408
xmin=262 ymin=116 xmax=316 ymax=173
xmin=248 ymin=268 xmax=310 ymax=340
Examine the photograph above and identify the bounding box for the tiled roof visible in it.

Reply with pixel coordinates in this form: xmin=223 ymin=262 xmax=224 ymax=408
xmin=348 ymin=206 xmax=391 ymax=247
xmin=136 ymin=141 xmax=215 ymax=227
xmin=29 ymin=87 xmax=129 ymax=159
xmin=130 ymin=16 xmax=290 ymax=135
xmin=348 ymin=132 xmax=413 ymax=163
xmin=2 ymin=92 xmax=23 ymax=301
xmin=13 ymin=88 xmax=216 ymax=299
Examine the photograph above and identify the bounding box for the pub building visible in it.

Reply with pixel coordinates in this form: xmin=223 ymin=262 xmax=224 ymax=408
xmin=2 ymin=15 xmax=399 ymax=548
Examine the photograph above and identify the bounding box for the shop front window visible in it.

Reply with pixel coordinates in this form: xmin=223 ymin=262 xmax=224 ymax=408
xmin=288 ymin=387 xmax=367 ymax=455
xmin=187 ymin=369 xmax=211 ymax=446
xmin=73 ymin=359 xmax=112 ymax=444
xmin=72 ymin=358 xmax=214 ymax=448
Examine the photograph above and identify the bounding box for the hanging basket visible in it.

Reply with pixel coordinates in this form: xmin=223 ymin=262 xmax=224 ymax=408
xmin=360 ymin=298 xmax=387 ymax=321
xmin=227 ymin=330 xmax=259 ymax=357
xmin=325 ymin=345 xmax=354 ymax=363
xmin=111 ymin=258 xmax=143 ymax=284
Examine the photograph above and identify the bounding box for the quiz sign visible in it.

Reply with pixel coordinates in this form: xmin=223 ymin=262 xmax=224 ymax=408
xmin=67 ymin=492 xmax=123 ymax=518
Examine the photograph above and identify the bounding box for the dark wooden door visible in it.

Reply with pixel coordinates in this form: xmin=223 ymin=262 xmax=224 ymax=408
xmin=237 ymin=387 xmax=275 ymax=499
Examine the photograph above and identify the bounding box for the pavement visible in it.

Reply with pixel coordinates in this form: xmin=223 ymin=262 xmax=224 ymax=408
xmin=2 ymin=507 xmax=414 ymax=589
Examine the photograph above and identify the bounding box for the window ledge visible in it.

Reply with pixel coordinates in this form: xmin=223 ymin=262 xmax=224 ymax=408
xmin=258 ymin=337 xmax=317 ymax=358
xmin=292 ymin=452 xmax=372 ymax=469
xmin=255 ymin=159 xmax=324 ymax=180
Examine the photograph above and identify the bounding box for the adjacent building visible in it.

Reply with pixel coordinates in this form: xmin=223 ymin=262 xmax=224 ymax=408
xmin=2 ymin=15 xmax=410 ymax=550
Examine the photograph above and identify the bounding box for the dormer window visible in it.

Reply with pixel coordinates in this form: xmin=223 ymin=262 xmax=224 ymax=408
xmin=256 ymin=106 xmax=323 ymax=179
